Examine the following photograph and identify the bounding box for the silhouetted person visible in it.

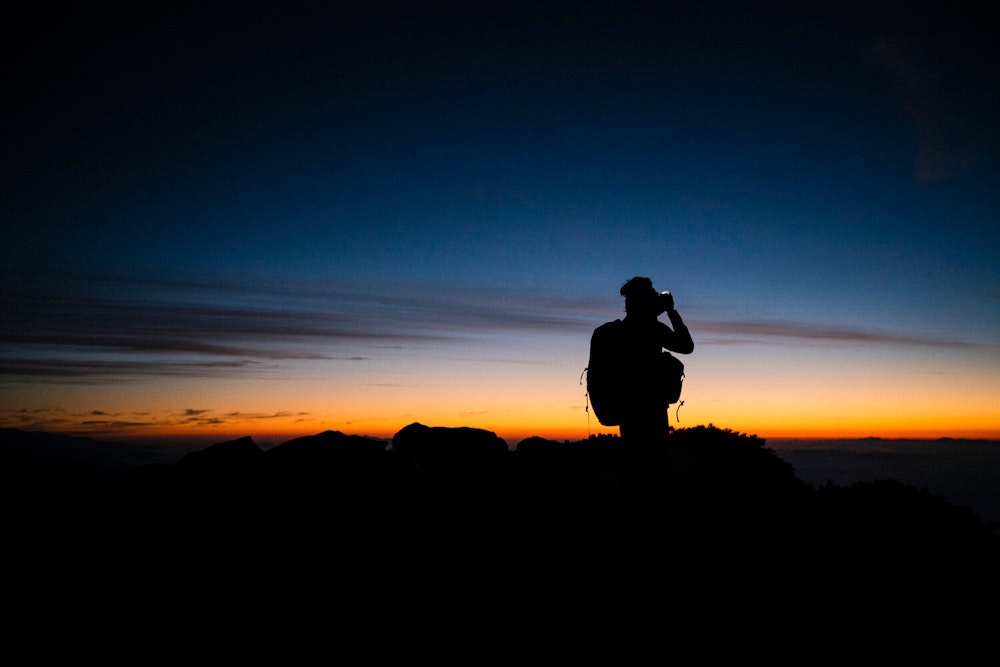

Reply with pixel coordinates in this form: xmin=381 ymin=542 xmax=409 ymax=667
xmin=586 ymin=277 xmax=694 ymax=506
xmin=612 ymin=277 xmax=694 ymax=446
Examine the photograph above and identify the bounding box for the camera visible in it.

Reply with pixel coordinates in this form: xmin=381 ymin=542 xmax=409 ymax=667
xmin=658 ymin=291 xmax=674 ymax=314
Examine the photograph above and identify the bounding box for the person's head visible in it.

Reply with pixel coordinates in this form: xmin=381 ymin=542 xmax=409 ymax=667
xmin=620 ymin=276 xmax=659 ymax=315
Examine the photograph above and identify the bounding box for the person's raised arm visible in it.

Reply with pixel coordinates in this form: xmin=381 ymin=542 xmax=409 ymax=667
xmin=666 ymin=310 xmax=694 ymax=354
xmin=662 ymin=298 xmax=694 ymax=354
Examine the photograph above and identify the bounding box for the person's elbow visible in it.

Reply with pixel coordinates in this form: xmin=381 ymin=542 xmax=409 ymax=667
xmin=675 ymin=334 xmax=694 ymax=354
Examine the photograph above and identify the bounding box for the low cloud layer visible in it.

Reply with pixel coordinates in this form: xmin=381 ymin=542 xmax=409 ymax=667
xmin=691 ymin=319 xmax=983 ymax=348
xmin=0 ymin=405 xmax=313 ymax=436
xmin=2 ymin=270 xmax=986 ymax=385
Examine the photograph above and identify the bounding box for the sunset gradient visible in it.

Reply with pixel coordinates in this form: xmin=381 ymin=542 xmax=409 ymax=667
xmin=3 ymin=3 xmax=998 ymax=445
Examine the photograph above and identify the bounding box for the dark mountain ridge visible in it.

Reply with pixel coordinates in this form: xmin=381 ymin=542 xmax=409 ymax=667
xmin=6 ymin=423 xmax=995 ymax=552
xmin=7 ymin=423 xmax=998 ymax=617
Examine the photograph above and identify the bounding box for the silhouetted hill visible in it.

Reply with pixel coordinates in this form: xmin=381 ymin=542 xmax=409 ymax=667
xmin=1 ymin=428 xmax=134 ymax=516
xmin=5 ymin=423 xmax=997 ymax=602
xmin=773 ymin=438 xmax=1000 ymax=524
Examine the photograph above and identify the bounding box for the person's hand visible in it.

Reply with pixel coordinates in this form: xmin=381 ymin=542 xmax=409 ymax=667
xmin=660 ymin=291 xmax=674 ymax=312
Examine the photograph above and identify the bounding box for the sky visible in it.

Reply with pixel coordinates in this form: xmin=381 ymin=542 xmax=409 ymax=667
xmin=2 ymin=1 xmax=998 ymax=444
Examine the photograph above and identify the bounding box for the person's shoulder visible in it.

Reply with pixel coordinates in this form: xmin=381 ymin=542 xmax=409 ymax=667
xmin=593 ymin=319 xmax=623 ymax=336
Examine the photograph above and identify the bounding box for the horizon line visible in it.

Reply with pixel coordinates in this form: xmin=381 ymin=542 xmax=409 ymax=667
xmin=5 ymin=423 xmax=999 ymax=447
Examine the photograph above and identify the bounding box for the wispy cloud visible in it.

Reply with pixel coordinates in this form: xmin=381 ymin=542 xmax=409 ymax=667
xmin=80 ymin=418 xmax=158 ymax=428
xmin=0 ymin=358 xmax=278 ymax=383
xmin=1 ymin=270 xmax=601 ymax=383
xmin=224 ymin=411 xmax=309 ymax=420
xmin=691 ymin=319 xmax=984 ymax=348
xmin=1 ymin=406 xmax=158 ymax=432
xmin=3 ymin=270 xmax=985 ymax=387
xmin=872 ymin=12 xmax=994 ymax=182
xmin=0 ymin=405 xmax=315 ymax=434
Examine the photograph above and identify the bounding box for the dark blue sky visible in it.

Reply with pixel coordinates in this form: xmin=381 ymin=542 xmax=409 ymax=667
xmin=3 ymin=1 xmax=998 ymax=440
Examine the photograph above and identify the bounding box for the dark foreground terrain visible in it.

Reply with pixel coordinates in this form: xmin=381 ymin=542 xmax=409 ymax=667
xmin=5 ymin=423 xmax=998 ymax=631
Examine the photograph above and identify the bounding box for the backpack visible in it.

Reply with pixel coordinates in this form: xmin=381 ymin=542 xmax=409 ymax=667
xmin=586 ymin=320 xmax=685 ymax=427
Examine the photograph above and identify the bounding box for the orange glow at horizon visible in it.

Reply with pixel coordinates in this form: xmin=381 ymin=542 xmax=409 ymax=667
xmin=3 ymin=339 xmax=997 ymax=445
xmin=20 ymin=403 xmax=1000 ymax=445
